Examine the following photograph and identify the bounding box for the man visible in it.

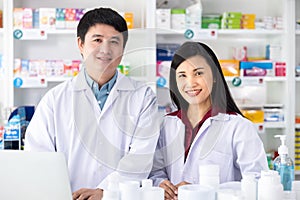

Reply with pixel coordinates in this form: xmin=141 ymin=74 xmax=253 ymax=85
xmin=25 ymin=7 xmax=159 ymax=200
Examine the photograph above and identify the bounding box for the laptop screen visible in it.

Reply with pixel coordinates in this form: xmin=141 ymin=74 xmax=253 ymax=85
xmin=0 ymin=150 xmax=72 ymax=200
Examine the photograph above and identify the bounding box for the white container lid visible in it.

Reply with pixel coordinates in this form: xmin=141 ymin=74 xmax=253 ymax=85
xmin=141 ymin=179 xmax=153 ymax=188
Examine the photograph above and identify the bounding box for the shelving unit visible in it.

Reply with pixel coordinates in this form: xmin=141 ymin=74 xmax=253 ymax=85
xmin=155 ymin=0 xmax=297 ymax=164
xmin=0 ymin=0 xmax=299 ymax=173
xmin=295 ymin=0 xmax=300 ymax=173
xmin=1 ymin=0 xmax=156 ymax=107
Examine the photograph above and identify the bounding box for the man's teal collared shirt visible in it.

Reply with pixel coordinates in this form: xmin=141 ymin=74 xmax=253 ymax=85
xmin=84 ymin=69 xmax=117 ymax=109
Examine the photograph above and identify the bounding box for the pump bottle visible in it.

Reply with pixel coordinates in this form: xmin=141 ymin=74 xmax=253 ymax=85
xmin=273 ymin=135 xmax=294 ymax=191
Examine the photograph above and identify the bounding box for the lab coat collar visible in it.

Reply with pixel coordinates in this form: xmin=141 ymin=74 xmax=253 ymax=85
xmin=182 ymin=112 xmax=231 ymax=131
xmin=73 ymin=69 xmax=136 ymax=92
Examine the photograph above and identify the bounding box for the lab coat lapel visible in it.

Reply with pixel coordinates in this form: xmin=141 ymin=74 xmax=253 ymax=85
xmin=192 ymin=113 xmax=229 ymax=160
xmin=100 ymin=73 xmax=135 ymax=116
xmin=72 ymin=70 xmax=100 ymax=156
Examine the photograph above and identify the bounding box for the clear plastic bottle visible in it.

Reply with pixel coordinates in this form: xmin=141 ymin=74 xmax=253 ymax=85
xmin=273 ymin=135 xmax=294 ymax=191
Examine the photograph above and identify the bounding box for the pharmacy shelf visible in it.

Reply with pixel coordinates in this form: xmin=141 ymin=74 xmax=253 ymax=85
xmin=15 ymin=29 xmax=151 ymax=40
xmin=225 ymin=76 xmax=286 ymax=83
xmin=296 ymin=124 xmax=300 ymax=129
xmin=46 ymin=29 xmax=76 ymax=35
xmin=296 ymin=30 xmax=300 ymax=35
xmin=296 ymin=77 xmax=300 ymax=82
xmin=14 ymin=75 xmax=149 ymax=87
xmin=156 ymin=29 xmax=284 ymax=36
xmin=46 ymin=76 xmax=72 ymax=82
xmin=264 ymin=121 xmax=286 ymax=129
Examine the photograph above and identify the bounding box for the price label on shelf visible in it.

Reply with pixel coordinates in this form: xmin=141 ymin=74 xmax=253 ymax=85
xmin=184 ymin=29 xmax=218 ymax=40
xmin=13 ymin=29 xmax=47 ymax=40
xmin=13 ymin=77 xmax=48 ymax=88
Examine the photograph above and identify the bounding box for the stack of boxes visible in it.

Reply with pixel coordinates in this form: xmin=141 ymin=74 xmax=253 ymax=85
xmin=14 ymin=58 xmax=81 ymax=78
xmin=13 ymin=8 xmax=134 ymax=30
xmin=221 ymin=12 xmax=242 ymax=29
xmin=295 ymin=128 xmax=300 ymax=170
xmin=241 ymin=14 xmax=256 ymax=29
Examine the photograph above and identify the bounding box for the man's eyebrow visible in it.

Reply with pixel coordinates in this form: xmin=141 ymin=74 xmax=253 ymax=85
xmin=91 ymin=34 xmax=104 ymax=38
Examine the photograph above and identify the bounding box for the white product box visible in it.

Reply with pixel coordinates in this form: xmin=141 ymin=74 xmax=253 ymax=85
xmin=39 ymin=8 xmax=56 ymax=29
xmin=156 ymin=9 xmax=171 ymax=29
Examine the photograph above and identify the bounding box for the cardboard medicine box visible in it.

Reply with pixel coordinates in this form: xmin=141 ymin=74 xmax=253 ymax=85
xmin=219 ymin=59 xmax=240 ymax=77
xmin=240 ymin=61 xmax=274 ymax=76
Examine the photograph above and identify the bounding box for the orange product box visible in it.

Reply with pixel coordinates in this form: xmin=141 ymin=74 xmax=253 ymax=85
xmin=242 ymin=14 xmax=256 ymax=21
xmin=241 ymin=109 xmax=264 ymax=123
xmin=242 ymin=25 xmax=255 ymax=29
xmin=247 ymin=57 xmax=266 ymax=61
xmin=14 ymin=8 xmax=24 ymax=28
xmin=219 ymin=59 xmax=240 ymax=77
xmin=124 ymin=12 xmax=134 ymax=29
xmin=295 ymin=114 xmax=300 ymax=124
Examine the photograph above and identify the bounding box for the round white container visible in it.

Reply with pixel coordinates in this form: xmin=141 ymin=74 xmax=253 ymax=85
xmin=218 ymin=189 xmax=245 ymax=200
xmin=178 ymin=184 xmax=215 ymax=200
xmin=292 ymin=181 xmax=300 ymax=200
xmin=119 ymin=180 xmax=140 ymax=200
xmin=102 ymin=190 xmax=120 ymax=200
xmin=140 ymin=187 xmax=164 ymax=200
xmin=241 ymin=172 xmax=259 ymax=200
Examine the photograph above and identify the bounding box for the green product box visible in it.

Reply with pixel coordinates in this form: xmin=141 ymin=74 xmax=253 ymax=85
xmin=202 ymin=14 xmax=221 ymax=29
xmin=221 ymin=24 xmax=241 ymax=29
xmin=222 ymin=12 xmax=242 ymax=19
xmin=202 ymin=21 xmax=221 ymax=29
xmin=221 ymin=18 xmax=241 ymax=25
xmin=171 ymin=9 xmax=185 ymax=14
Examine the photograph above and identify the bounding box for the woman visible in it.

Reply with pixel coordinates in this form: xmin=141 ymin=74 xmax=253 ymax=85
xmin=149 ymin=42 xmax=268 ymax=200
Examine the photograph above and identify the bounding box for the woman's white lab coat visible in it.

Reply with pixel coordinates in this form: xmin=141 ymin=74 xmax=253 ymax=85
xmin=149 ymin=113 xmax=268 ymax=186
xmin=25 ymin=70 xmax=160 ymax=192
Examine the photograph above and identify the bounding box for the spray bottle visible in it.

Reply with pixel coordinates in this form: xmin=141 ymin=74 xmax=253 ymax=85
xmin=273 ymin=135 xmax=294 ymax=191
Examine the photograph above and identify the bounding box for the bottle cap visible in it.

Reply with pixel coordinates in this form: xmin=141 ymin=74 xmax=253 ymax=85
xmin=275 ymin=135 xmax=288 ymax=155
xmin=141 ymin=179 xmax=153 ymax=188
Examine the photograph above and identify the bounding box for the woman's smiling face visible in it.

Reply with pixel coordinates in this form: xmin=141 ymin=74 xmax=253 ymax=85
xmin=176 ymin=55 xmax=213 ymax=108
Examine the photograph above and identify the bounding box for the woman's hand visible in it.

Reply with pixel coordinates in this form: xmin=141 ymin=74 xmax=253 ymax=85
xmin=175 ymin=181 xmax=190 ymax=188
xmin=72 ymin=188 xmax=103 ymax=200
xmin=159 ymin=180 xmax=178 ymax=200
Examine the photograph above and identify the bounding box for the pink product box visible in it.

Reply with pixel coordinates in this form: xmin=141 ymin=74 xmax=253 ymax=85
xmin=23 ymin=8 xmax=33 ymax=29
xmin=46 ymin=60 xmax=64 ymax=76
xmin=275 ymin=62 xmax=286 ymax=76
xmin=240 ymin=61 xmax=274 ymax=76
xmin=65 ymin=8 xmax=77 ymax=29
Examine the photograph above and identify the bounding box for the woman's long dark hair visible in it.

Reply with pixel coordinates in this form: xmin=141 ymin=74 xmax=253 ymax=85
xmin=169 ymin=41 xmax=243 ymax=116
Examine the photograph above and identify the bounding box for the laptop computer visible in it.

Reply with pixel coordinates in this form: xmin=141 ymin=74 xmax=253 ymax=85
xmin=0 ymin=150 xmax=72 ymax=200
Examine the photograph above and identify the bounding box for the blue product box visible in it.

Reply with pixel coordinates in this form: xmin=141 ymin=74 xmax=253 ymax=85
xmin=240 ymin=61 xmax=273 ymax=76
xmin=56 ymin=8 xmax=66 ymax=29
xmin=157 ymin=43 xmax=180 ymax=61
xmin=32 ymin=8 xmax=39 ymax=29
